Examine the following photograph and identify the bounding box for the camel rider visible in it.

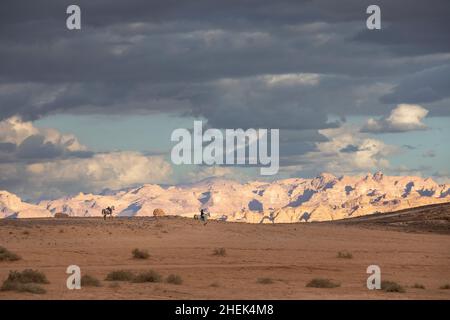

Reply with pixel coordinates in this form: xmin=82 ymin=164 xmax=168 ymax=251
xmin=200 ymin=209 xmax=205 ymax=220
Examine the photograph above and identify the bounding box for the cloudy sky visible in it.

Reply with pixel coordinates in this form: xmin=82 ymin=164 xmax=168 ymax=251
xmin=0 ymin=0 xmax=449 ymax=200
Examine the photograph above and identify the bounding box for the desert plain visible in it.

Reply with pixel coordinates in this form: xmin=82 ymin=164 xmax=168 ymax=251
xmin=0 ymin=203 xmax=449 ymax=300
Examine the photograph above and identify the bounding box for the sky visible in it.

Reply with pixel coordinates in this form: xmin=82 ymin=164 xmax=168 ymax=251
xmin=0 ymin=0 xmax=449 ymax=200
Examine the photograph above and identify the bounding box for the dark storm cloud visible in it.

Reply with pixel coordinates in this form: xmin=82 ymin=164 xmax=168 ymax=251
xmin=340 ymin=144 xmax=360 ymax=153
xmin=0 ymin=0 xmax=449 ymax=124
xmin=353 ymin=0 xmax=450 ymax=55
xmin=0 ymin=134 xmax=94 ymax=163
xmin=380 ymin=65 xmax=450 ymax=104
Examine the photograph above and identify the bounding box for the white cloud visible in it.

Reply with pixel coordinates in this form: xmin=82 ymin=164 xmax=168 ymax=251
xmin=362 ymin=104 xmax=429 ymax=133
xmin=285 ymin=126 xmax=398 ymax=176
xmin=263 ymin=73 xmax=320 ymax=87
xmin=1 ymin=152 xmax=172 ymax=199
xmin=0 ymin=116 xmax=87 ymax=153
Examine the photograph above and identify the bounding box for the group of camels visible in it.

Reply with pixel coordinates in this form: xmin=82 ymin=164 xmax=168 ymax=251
xmin=101 ymin=206 xmax=210 ymax=224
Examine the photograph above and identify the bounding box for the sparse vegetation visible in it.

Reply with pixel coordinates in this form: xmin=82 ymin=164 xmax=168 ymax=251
xmin=306 ymin=278 xmax=340 ymax=288
xmin=257 ymin=277 xmax=274 ymax=284
xmin=0 ymin=246 xmax=21 ymax=262
xmin=381 ymin=281 xmax=405 ymax=293
xmin=105 ymin=270 xmax=134 ymax=281
xmin=1 ymin=269 xmax=49 ymax=294
xmin=81 ymin=275 xmax=101 ymax=287
xmin=22 ymin=230 xmax=30 ymax=236
xmin=439 ymin=284 xmax=450 ymax=290
xmin=133 ymin=270 xmax=162 ymax=283
xmin=412 ymin=283 xmax=425 ymax=289
xmin=6 ymin=269 xmax=49 ymax=284
xmin=210 ymin=282 xmax=220 ymax=288
xmin=166 ymin=274 xmax=183 ymax=285
xmin=337 ymin=251 xmax=353 ymax=259
xmin=132 ymin=248 xmax=150 ymax=260
xmin=1 ymin=280 xmax=46 ymax=294
xmin=213 ymin=248 xmax=227 ymax=256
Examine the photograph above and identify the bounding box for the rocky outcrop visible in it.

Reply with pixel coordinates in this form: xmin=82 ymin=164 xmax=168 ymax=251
xmin=153 ymin=208 xmax=165 ymax=217
xmin=2 ymin=172 xmax=449 ymax=222
xmin=0 ymin=190 xmax=52 ymax=218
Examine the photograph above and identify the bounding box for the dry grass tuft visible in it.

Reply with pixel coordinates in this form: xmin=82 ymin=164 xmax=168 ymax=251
xmin=133 ymin=270 xmax=162 ymax=283
xmin=105 ymin=270 xmax=134 ymax=282
xmin=306 ymin=278 xmax=340 ymax=288
xmin=166 ymin=274 xmax=183 ymax=285
xmin=132 ymin=248 xmax=150 ymax=260
xmin=337 ymin=251 xmax=353 ymax=259
xmin=381 ymin=281 xmax=405 ymax=293
xmin=81 ymin=275 xmax=101 ymax=287
xmin=213 ymin=248 xmax=227 ymax=256
xmin=0 ymin=247 xmax=21 ymax=262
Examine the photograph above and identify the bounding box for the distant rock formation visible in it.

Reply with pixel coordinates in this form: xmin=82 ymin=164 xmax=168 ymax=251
xmin=54 ymin=212 xmax=69 ymax=218
xmin=0 ymin=190 xmax=52 ymax=218
xmin=2 ymin=172 xmax=449 ymax=222
xmin=153 ymin=208 xmax=165 ymax=217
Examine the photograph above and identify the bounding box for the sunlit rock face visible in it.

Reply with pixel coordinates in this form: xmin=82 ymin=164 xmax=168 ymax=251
xmin=2 ymin=172 xmax=449 ymax=222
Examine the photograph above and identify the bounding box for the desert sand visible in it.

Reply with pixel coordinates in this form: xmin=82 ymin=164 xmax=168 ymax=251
xmin=0 ymin=203 xmax=449 ymax=300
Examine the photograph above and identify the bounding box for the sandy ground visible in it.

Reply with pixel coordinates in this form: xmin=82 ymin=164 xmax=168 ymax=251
xmin=0 ymin=213 xmax=449 ymax=300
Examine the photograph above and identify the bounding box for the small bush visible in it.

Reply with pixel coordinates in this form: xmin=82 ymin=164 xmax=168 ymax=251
xmin=81 ymin=275 xmax=101 ymax=287
xmin=132 ymin=248 xmax=150 ymax=260
xmin=166 ymin=274 xmax=183 ymax=285
xmin=105 ymin=270 xmax=134 ymax=281
xmin=22 ymin=231 xmax=30 ymax=236
xmin=337 ymin=251 xmax=353 ymax=259
xmin=257 ymin=277 xmax=274 ymax=284
xmin=6 ymin=269 xmax=49 ymax=284
xmin=213 ymin=248 xmax=226 ymax=256
xmin=1 ymin=280 xmax=46 ymax=294
xmin=0 ymin=247 xmax=21 ymax=262
xmin=306 ymin=278 xmax=340 ymax=288
xmin=210 ymin=282 xmax=220 ymax=288
xmin=381 ymin=281 xmax=405 ymax=293
xmin=412 ymin=283 xmax=425 ymax=289
xmin=133 ymin=270 xmax=162 ymax=283
xmin=440 ymin=284 xmax=450 ymax=290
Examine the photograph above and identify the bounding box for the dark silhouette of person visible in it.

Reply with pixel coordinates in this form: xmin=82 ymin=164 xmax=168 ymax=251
xmin=200 ymin=209 xmax=205 ymax=219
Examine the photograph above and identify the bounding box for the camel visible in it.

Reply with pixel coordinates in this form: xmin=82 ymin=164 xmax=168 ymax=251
xmin=102 ymin=206 xmax=115 ymax=220
xmin=194 ymin=210 xmax=210 ymax=225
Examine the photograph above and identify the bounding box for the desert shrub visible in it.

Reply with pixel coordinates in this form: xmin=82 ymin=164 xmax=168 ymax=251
xmin=133 ymin=270 xmax=162 ymax=283
xmin=0 ymin=247 xmax=21 ymax=262
xmin=412 ymin=283 xmax=425 ymax=289
xmin=381 ymin=281 xmax=405 ymax=293
xmin=213 ymin=248 xmax=227 ymax=256
xmin=1 ymin=280 xmax=46 ymax=294
xmin=132 ymin=248 xmax=149 ymax=260
xmin=337 ymin=251 xmax=353 ymax=259
xmin=210 ymin=282 xmax=220 ymax=288
xmin=22 ymin=231 xmax=30 ymax=236
xmin=81 ymin=275 xmax=101 ymax=287
xmin=105 ymin=270 xmax=134 ymax=281
xmin=440 ymin=284 xmax=450 ymax=290
xmin=306 ymin=278 xmax=340 ymax=288
xmin=257 ymin=277 xmax=274 ymax=284
xmin=6 ymin=269 xmax=49 ymax=284
xmin=166 ymin=274 xmax=183 ymax=285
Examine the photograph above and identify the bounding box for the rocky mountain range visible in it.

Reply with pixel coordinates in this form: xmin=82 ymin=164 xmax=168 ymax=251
xmin=1 ymin=172 xmax=449 ymax=222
